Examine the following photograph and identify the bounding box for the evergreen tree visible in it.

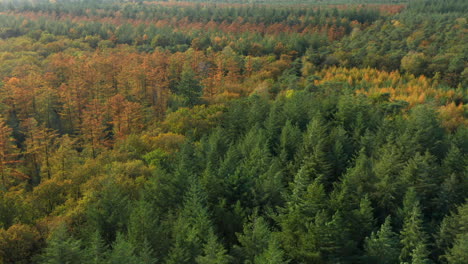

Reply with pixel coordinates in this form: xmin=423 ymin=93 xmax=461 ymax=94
xmin=340 ymin=148 xmax=375 ymax=202
xmin=278 ymin=120 xmax=302 ymax=166
xmin=234 ymin=215 xmax=272 ymax=263
xmin=195 ymin=231 xmax=231 ymax=264
xmin=364 ymin=217 xmax=400 ymax=264
xmin=38 ymin=225 xmax=86 ymax=264
xmin=373 ymin=143 xmax=405 ymax=216
xmin=107 ymin=233 xmax=140 ymax=264
xmin=166 ymin=179 xmax=213 ymax=264
xmin=176 ymin=65 xmax=203 ymax=107
xmin=445 ymin=233 xmax=468 ymax=264
xmin=86 ymin=179 xmax=131 ymax=245
xmin=297 ymin=116 xmax=331 ymax=179
xmin=400 ymin=105 xmax=445 ymax=158
xmin=410 ymin=243 xmax=431 ymax=264
xmin=400 ymin=203 xmax=428 ymax=263
xmin=127 ymin=200 xmax=162 ymax=258
xmin=254 ymin=238 xmax=288 ymax=264
xmin=437 ymin=202 xmax=468 ymax=264
xmin=138 ymin=239 xmax=158 ymax=264
xmin=86 ymin=231 xmax=108 ymax=264
xmin=401 ymin=152 xmax=441 ymax=213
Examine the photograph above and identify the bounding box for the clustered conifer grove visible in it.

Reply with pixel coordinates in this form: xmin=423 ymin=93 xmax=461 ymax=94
xmin=0 ymin=0 xmax=466 ymax=263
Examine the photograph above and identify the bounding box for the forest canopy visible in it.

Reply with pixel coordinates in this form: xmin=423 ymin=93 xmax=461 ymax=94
xmin=0 ymin=0 xmax=466 ymax=263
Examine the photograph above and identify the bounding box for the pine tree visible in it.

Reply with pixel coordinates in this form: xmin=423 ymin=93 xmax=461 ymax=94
xmin=107 ymin=233 xmax=139 ymax=264
xmin=278 ymin=120 xmax=302 ymax=165
xmin=0 ymin=115 xmax=20 ymax=188
xmin=373 ymin=143 xmax=405 ymax=215
xmin=234 ymin=215 xmax=272 ymax=263
xmin=127 ymin=200 xmax=160 ymax=255
xmin=84 ymin=231 xmax=107 ymax=264
xmin=86 ymin=180 xmax=131 ymax=245
xmin=296 ymin=116 xmax=331 ymax=185
xmin=138 ymin=239 xmax=157 ymax=264
xmin=38 ymin=225 xmax=86 ymax=264
xmin=400 ymin=203 xmax=428 ymax=263
xmin=352 ymin=195 xmax=376 ymax=244
xmin=364 ymin=217 xmax=400 ymax=264
xmin=340 ymin=148 xmax=375 ymax=201
xmin=445 ymin=233 xmax=468 ymax=264
xmin=254 ymin=238 xmax=289 ymax=264
xmin=195 ymin=231 xmax=231 ymax=264
xmin=166 ymin=179 xmax=213 ymax=264
xmin=437 ymin=202 xmax=468 ymax=264
xmin=176 ymin=65 xmax=203 ymax=107
xmin=400 ymin=152 xmax=440 ymax=212
xmin=410 ymin=243 xmax=431 ymax=264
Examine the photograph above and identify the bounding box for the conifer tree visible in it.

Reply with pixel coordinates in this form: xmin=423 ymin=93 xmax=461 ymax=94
xmin=445 ymin=233 xmax=468 ymax=264
xmin=86 ymin=231 xmax=107 ymax=264
xmin=410 ymin=243 xmax=431 ymax=264
xmin=400 ymin=203 xmax=428 ymax=263
xmin=107 ymin=233 xmax=140 ymax=264
xmin=176 ymin=65 xmax=203 ymax=107
xmin=254 ymin=238 xmax=288 ymax=264
xmin=234 ymin=215 xmax=272 ymax=263
xmin=364 ymin=217 xmax=400 ymax=264
xmin=196 ymin=231 xmax=231 ymax=264
xmin=166 ymin=179 xmax=214 ymax=264
xmin=39 ymin=225 xmax=86 ymax=264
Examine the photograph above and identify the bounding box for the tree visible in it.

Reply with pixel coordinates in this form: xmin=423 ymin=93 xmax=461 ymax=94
xmin=0 ymin=224 xmax=41 ymax=264
xmin=176 ymin=65 xmax=203 ymax=107
xmin=234 ymin=215 xmax=272 ymax=263
xmin=401 ymin=52 xmax=428 ymax=76
xmin=48 ymin=135 xmax=79 ymax=179
xmin=364 ymin=217 xmax=400 ymax=264
xmin=38 ymin=224 xmax=86 ymax=264
xmin=445 ymin=233 xmax=468 ymax=264
xmin=0 ymin=115 xmax=21 ymax=187
xmin=86 ymin=179 xmax=131 ymax=245
xmin=81 ymin=99 xmax=107 ymax=158
xmin=254 ymin=238 xmax=289 ymax=264
xmin=22 ymin=118 xmax=58 ymax=182
xmin=295 ymin=116 xmax=332 ymax=189
xmin=166 ymin=180 xmax=214 ymax=264
xmin=437 ymin=202 xmax=468 ymax=263
xmin=86 ymin=231 xmax=108 ymax=264
xmin=127 ymin=200 xmax=164 ymax=260
xmin=138 ymin=239 xmax=158 ymax=264
xmin=107 ymin=233 xmax=145 ymax=264
xmin=107 ymin=94 xmax=143 ymax=140
xmin=195 ymin=231 xmax=231 ymax=264
xmin=400 ymin=152 xmax=441 ymax=214
xmin=400 ymin=203 xmax=428 ymax=263
xmin=410 ymin=243 xmax=431 ymax=264
xmin=373 ymin=143 xmax=405 ymax=215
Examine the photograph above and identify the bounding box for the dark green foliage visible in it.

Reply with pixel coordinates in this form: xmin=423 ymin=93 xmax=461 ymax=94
xmin=86 ymin=231 xmax=107 ymax=264
xmin=166 ymin=179 xmax=215 ymax=264
xmin=0 ymin=1 xmax=466 ymax=264
xmin=107 ymin=233 xmax=141 ymax=264
xmin=364 ymin=217 xmax=400 ymax=264
xmin=196 ymin=232 xmax=231 ymax=264
xmin=234 ymin=215 xmax=272 ymax=263
xmin=254 ymin=238 xmax=288 ymax=264
xmin=399 ymin=202 xmax=428 ymax=263
xmin=85 ymin=179 xmax=131 ymax=245
xmin=176 ymin=66 xmax=203 ymax=107
xmin=38 ymin=225 xmax=86 ymax=264
xmin=445 ymin=233 xmax=468 ymax=264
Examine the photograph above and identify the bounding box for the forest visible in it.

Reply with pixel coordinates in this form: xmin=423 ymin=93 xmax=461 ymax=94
xmin=0 ymin=0 xmax=466 ymax=263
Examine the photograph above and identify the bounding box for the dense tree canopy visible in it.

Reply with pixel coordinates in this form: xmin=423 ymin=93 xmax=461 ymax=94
xmin=0 ymin=0 xmax=466 ymax=263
